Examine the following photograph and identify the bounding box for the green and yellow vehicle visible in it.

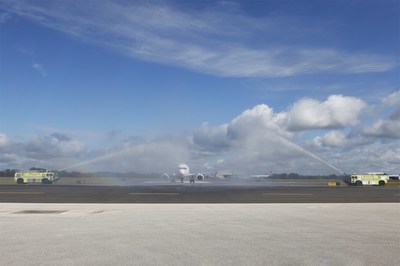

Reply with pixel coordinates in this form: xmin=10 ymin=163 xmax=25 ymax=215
xmin=344 ymin=172 xmax=389 ymax=186
xmin=14 ymin=170 xmax=57 ymax=184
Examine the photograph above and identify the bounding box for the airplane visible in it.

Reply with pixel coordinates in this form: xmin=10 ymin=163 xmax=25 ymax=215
xmin=162 ymin=163 xmax=206 ymax=183
xmin=247 ymin=172 xmax=270 ymax=181
xmin=161 ymin=163 xmax=228 ymax=183
xmin=212 ymin=170 xmax=234 ymax=179
xmin=248 ymin=174 xmax=270 ymax=179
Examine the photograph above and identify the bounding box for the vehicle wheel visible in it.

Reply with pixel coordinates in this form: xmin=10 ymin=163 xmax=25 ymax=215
xmin=17 ymin=178 xmax=24 ymax=184
xmin=355 ymin=180 xmax=362 ymax=186
xmin=379 ymin=180 xmax=385 ymax=186
xmin=42 ymin=178 xmax=50 ymax=184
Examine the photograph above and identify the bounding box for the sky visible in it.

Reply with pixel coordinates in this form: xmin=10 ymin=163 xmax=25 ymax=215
xmin=0 ymin=0 xmax=399 ymax=175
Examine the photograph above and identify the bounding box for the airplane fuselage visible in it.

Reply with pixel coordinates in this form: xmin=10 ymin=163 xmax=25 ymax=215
xmin=177 ymin=163 xmax=190 ymax=182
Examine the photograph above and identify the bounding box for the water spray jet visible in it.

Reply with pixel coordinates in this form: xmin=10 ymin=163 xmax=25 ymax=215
xmin=58 ymin=147 xmax=133 ymax=172
xmin=271 ymin=132 xmax=345 ymax=175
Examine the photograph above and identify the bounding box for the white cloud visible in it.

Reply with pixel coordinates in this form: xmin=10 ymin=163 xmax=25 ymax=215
xmin=364 ymin=118 xmax=400 ymax=139
xmin=362 ymin=91 xmax=400 ymax=139
xmin=313 ymin=131 xmax=348 ymax=148
xmin=1 ymin=0 xmax=396 ymax=78
xmin=193 ymin=104 xmax=289 ymax=153
xmin=1 ymin=93 xmax=399 ymax=175
xmin=32 ymin=63 xmax=47 ymax=77
xmin=192 ymin=123 xmax=230 ymax=151
xmin=228 ymin=104 xmax=287 ymax=138
xmin=390 ymin=108 xmax=400 ymax=120
xmin=26 ymin=133 xmax=86 ymax=158
xmin=382 ymin=90 xmax=400 ymax=106
xmin=285 ymin=95 xmax=366 ymax=131
xmin=0 ymin=133 xmax=10 ymax=147
xmin=192 ymin=104 xmax=347 ymax=174
xmin=191 ymin=94 xmax=398 ymax=174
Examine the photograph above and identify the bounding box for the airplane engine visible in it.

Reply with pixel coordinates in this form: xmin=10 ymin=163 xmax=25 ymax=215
xmin=162 ymin=173 xmax=177 ymax=182
xmin=162 ymin=173 xmax=170 ymax=182
xmin=196 ymin=174 xmax=205 ymax=181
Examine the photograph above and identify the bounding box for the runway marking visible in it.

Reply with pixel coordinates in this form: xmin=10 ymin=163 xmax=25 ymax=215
xmin=262 ymin=193 xmax=313 ymax=196
xmin=129 ymin=193 xmax=180 ymax=196
xmin=15 ymin=210 xmax=66 ymax=214
xmin=0 ymin=192 xmax=45 ymax=195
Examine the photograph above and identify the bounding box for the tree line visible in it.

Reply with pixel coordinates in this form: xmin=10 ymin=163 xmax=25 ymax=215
xmin=269 ymin=173 xmax=342 ymax=179
xmin=0 ymin=169 xmax=159 ymax=179
xmin=0 ymin=168 xmax=342 ymax=179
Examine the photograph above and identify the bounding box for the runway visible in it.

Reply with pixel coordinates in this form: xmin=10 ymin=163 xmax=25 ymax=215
xmin=2 ymin=183 xmax=399 ymax=265
xmin=1 ymin=203 xmax=399 ymax=266
xmin=1 ymin=184 xmax=399 ymax=203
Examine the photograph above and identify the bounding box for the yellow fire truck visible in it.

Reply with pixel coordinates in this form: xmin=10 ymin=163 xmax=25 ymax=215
xmin=14 ymin=170 xmax=57 ymax=184
xmin=344 ymin=172 xmax=389 ymax=186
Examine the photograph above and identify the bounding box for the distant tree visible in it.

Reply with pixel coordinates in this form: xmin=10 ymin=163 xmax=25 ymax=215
xmin=288 ymin=173 xmax=300 ymax=179
xmin=57 ymin=171 xmax=68 ymax=177
xmin=71 ymin=171 xmax=82 ymax=177
xmin=0 ymin=169 xmax=18 ymax=177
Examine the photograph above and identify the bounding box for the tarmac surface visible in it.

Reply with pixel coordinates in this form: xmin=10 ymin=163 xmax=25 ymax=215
xmin=1 ymin=203 xmax=399 ymax=266
xmin=1 ymin=183 xmax=399 ymax=265
xmin=0 ymin=183 xmax=399 ymax=203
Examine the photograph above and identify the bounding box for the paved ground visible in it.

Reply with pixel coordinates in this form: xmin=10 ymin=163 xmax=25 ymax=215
xmin=1 ymin=203 xmax=399 ymax=266
xmin=1 ymin=183 xmax=398 ymax=265
xmin=1 ymin=184 xmax=399 ymax=203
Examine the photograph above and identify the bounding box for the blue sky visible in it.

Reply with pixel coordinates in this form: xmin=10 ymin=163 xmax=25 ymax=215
xmin=0 ymin=0 xmax=399 ymax=175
